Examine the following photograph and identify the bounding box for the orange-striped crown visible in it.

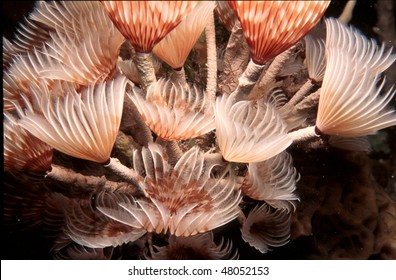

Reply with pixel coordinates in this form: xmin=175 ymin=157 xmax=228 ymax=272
xmin=227 ymin=1 xmax=330 ymax=65
xmin=102 ymin=1 xmax=197 ymax=53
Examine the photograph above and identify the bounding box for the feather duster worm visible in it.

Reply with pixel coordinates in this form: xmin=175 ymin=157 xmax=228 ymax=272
xmin=289 ymin=18 xmax=396 ymax=143
xmin=153 ymin=1 xmax=215 ymax=70
xmin=66 ymin=195 xmax=146 ymax=248
xmin=6 ymin=1 xmax=101 ymax=55
xmin=97 ymin=143 xmax=242 ymax=237
xmin=4 ymin=1 xmax=124 ymax=87
xmin=215 ymin=93 xmax=291 ymax=163
xmin=128 ymin=78 xmax=215 ymax=141
xmin=241 ymin=204 xmax=291 ymax=254
xmin=19 ymin=76 xmax=128 ymax=163
xmin=102 ymin=1 xmax=197 ymax=88
xmin=37 ymin=6 xmax=125 ymax=85
xmin=3 ymin=1 xmax=124 ymax=111
xmin=316 ymin=18 xmax=396 ymax=136
xmin=242 ymin=152 xmax=299 ymax=212
xmin=3 ymin=48 xmax=57 ymax=111
xmin=226 ymin=1 xmax=330 ymax=98
xmin=227 ymin=0 xmax=330 ymax=65
xmin=102 ymin=1 xmax=197 ymax=53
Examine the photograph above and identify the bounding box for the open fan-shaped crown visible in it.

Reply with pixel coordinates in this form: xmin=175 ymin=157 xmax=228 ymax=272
xmin=97 ymin=143 xmax=241 ymax=237
xmin=128 ymin=78 xmax=215 ymax=140
xmin=19 ymin=76 xmax=128 ymax=163
xmin=3 ymin=48 xmax=57 ymax=111
xmin=102 ymin=1 xmax=198 ymax=53
xmin=227 ymin=1 xmax=330 ymax=65
xmin=241 ymin=204 xmax=291 ymax=254
xmin=37 ymin=6 xmax=124 ymax=85
xmin=316 ymin=18 xmax=396 ymax=136
xmin=7 ymin=1 xmax=102 ymax=55
xmin=242 ymin=152 xmax=299 ymax=212
xmin=215 ymin=93 xmax=292 ymax=163
xmin=66 ymin=195 xmax=146 ymax=248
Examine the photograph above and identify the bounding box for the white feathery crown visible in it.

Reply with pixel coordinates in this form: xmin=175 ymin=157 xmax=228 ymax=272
xmin=316 ymin=18 xmax=396 ymax=136
xmin=19 ymin=76 xmax=129 ymax=163
xmin=241 ymin=204 xmax=291 ymax=254
xmin=97 ymin=143 xmax=242 ymax=237
xmin=243 ymin=152 xmax=299 ymax=212
xmin=215 ymin=93 xmax=292 ymax=163
xmin=128 ymin=78 xmax=216 ymax=140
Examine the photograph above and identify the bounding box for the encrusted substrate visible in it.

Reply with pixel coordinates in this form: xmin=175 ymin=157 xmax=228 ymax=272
xmin=291 ymin=150 xmax=396 ymax=259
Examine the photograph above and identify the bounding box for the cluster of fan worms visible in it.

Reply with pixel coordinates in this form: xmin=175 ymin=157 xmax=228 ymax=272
xmin=3 ymin=1 xmax=395 ymax=259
